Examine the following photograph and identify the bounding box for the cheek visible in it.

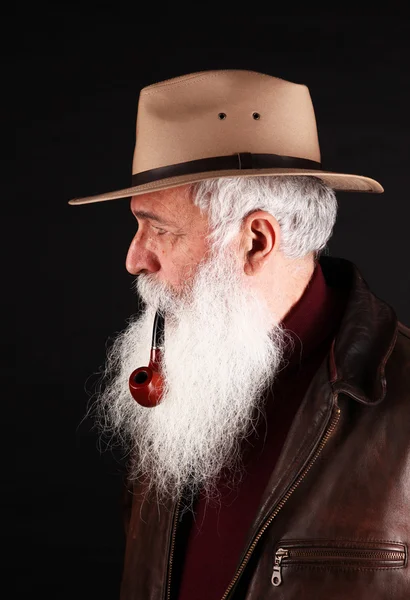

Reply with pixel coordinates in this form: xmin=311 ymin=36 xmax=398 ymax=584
xmin=159 ymin=235 xmax=209 ymax=284
xmin=165 ymin=258 xmax=197 ymax=288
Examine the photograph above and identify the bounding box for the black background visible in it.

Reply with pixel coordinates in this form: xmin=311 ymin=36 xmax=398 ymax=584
xmin=11 ymin=13 xmax=410 ymax=599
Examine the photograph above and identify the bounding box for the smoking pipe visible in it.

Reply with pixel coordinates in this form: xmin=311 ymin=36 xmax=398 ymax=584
xmin=128 ymin=311 xmax=165 ymax=407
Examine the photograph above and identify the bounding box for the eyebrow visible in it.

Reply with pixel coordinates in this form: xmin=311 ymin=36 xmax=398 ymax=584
xmin=131 ymin=210 xmax=174 ymax=226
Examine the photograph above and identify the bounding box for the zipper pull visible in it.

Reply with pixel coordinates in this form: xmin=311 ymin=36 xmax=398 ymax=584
xmin=271 ymin=548 xmax=289 ymax=586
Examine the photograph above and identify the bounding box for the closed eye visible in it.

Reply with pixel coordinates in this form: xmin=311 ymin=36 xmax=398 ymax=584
xmin=153 ymin=226 xmax=168 ymax=236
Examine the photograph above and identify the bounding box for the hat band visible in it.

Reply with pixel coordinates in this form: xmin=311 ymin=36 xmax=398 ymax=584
xmin=131 ymin=152 xmax=322 ymax=186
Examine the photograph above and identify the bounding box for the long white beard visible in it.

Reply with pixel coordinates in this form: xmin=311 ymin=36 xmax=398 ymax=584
xmin=93 ymin=245 xmax=292 ymax=504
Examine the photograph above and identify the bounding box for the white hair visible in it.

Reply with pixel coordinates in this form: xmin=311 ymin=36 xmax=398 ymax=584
xmin=190 ymin=175 xmax=338 ymax=259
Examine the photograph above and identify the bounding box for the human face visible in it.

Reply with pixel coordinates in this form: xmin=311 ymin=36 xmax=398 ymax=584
xmin=125 ymin=185 xmax=211 ymax=293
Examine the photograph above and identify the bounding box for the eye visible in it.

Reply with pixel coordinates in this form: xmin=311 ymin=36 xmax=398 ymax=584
xmin=153 ymin=226 xmax=168 ymax=236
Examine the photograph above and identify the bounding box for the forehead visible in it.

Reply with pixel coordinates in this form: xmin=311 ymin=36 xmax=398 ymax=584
xmin=130 ymin=184 xmax=194 ymax=221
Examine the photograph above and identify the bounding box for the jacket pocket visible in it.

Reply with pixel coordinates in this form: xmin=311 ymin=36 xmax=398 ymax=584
xmin=271 ymin=539 xmax=407 ymax=587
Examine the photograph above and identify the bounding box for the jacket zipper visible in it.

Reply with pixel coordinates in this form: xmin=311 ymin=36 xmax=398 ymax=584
xmin=165 ymin=498 xmax=182 ymax=600
xmin=271 ymin=545 xmax=407 ymax=586
xmin=219 ymin=403 xmax=341 ymax=600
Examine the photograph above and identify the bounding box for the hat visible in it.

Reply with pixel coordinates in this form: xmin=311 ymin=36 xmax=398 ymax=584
xmin=68 ymin=69 xmax=383 ymax=206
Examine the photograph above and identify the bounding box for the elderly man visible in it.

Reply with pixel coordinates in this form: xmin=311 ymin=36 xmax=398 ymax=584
xmin=69 ymin=70 xmax=410 ymax=599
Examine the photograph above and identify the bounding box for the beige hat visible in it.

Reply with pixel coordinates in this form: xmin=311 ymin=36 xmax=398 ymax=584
xmin=68 ymin=69 xmax=383 ymax=205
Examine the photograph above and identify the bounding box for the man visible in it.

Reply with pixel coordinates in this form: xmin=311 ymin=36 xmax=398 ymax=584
xmin=69 ymin=70 xmax=410 ymax=599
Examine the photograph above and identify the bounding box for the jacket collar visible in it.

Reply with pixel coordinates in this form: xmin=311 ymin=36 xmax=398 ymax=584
xmin=320 ymin=256 xmax=398 ymax=405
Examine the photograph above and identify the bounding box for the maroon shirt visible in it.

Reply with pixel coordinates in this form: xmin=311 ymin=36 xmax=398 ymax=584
xmin=177 ymin=262 xmax=347 ymax=599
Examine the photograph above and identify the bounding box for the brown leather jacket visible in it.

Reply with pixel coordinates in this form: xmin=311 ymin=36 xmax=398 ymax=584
xmin=119 ymin=256 xmax=410 ymax=600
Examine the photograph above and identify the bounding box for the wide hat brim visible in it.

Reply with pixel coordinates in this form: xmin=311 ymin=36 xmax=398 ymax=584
xmin=68 ymin=167 xmax=383 ymax=205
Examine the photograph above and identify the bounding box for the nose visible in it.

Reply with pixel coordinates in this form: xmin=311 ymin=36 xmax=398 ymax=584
xmin=126 ymin=233 xmax=160 ymax=275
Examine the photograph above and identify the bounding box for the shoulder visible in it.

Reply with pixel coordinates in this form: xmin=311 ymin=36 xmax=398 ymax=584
xmin=384 ymin=319 xmax=410 ymax=408
xmin=390 ymin=320 xmax=410 ymax=368
xmin=397 ymin=320 xmax=410 ymax=341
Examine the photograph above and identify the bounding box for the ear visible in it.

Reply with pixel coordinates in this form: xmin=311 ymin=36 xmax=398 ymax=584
xmin=240 ymin=211 xmax=280 ymax=276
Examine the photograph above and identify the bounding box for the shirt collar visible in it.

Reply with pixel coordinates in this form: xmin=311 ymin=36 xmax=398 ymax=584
xmin=280 ymin=260 xmax=346 ymax=371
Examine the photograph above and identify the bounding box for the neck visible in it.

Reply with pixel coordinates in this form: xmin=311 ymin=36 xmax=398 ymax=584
xmin=256 ymin=255 xmax=316 ymax=324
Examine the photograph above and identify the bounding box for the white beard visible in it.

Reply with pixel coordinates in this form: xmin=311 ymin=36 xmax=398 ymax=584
xmin=93 ymin=245 xmax=292 ymax=505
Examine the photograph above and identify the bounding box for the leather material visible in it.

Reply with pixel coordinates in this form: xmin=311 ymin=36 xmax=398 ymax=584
xmin=119 ymin=256 xmax=410 ymax=599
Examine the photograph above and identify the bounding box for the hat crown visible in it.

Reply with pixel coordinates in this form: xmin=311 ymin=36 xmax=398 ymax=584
xmin=132 ymin=69 xmax=321 ymax=174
